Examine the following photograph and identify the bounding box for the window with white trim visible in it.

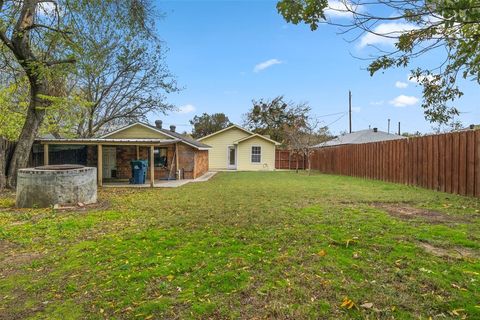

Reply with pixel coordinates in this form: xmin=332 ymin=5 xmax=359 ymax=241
xmin=251 ymin=146 xmax=261 ymax=163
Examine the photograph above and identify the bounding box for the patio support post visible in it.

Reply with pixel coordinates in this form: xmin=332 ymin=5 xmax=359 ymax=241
xmin=175 ymin=143 xmax=180 ymax=179
xmin=136 ymin=146 xmax=140 ymax=160
xmin=43 ymin=144 xmax=49 ymax=166
xmin=97 ymin=144 xmax=103 ymax=187
xmin=150 ymin=145 xmax=155 ymax=187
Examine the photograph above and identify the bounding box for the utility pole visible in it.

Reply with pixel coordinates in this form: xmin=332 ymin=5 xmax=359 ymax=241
xmin=398 ymin=122 xmax=401 ymax=135
xmin=349 ymin=90 xmax=352 ymax=133
xmin=387 ymin=118 xmax=391 ymax=134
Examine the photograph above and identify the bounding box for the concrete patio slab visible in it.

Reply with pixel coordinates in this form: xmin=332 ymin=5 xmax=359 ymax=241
xmin=102 ymin=171 xmax=217 ymax=188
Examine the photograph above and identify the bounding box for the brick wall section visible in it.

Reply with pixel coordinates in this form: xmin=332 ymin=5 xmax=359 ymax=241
xmin=177 ymin=144 xmax=195 ymax=179
xmin=194 ymin=150 xmax=209 ymax=178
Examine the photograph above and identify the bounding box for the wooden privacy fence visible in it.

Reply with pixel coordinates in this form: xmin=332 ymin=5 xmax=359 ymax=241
xmin=310 ymin=130 xmax=480 ymax=197
xmin=275 ymin=149 xmax=307 ymax=170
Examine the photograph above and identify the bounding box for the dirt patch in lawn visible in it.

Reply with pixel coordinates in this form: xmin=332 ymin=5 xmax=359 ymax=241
xmin=418 ymin=242 xmax=480 ymax=260
xmin=373 ymin=203 xmax=476 ymax=224
xmin=0 ymin=240 xmax=43 ymax=278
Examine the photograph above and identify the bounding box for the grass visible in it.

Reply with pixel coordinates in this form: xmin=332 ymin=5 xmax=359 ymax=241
xmin=0 ymin=171 xmax=479 ymax=319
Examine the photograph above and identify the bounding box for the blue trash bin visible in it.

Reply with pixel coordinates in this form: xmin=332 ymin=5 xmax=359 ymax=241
xmin=130 ymin=160 xmax=148 ymax=184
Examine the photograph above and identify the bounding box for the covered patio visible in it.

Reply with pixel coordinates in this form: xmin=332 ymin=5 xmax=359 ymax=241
xmin=38 ymin=138 xmax=186 ymax=188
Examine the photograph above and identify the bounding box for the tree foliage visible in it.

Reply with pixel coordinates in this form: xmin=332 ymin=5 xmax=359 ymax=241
xmin=277 ymin=0 xmax=480 ymax=124
xmin=243 ymin=95 xmax=311 ymax=144
xmin=67 ymin=6 xmax=177 ymax=138
xmin=0 ymin=0 xmax=163 ymax=187
xmin=189 ymin=113 xmax=231 ymax=138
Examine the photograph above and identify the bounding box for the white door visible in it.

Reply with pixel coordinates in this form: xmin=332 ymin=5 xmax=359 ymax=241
xmin=227 ymin=145 xmax=237 ymax=170
xmin=102 ymin=147 xmax=117 ymax=179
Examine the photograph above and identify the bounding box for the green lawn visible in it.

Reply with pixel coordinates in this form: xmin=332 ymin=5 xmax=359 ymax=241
xmin=1 ymin=172 xmax=479 ymax=319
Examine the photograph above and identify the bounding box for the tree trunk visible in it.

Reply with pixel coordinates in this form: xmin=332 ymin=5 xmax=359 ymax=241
xmin=6 ymin=84 xmax=49 ymax=188
xmin=295 ymin=153 xmax=299 ymax=173
xmin=308 ymin=152 xmax=312 ymax=176
xmin=0 ymin=139 xmax=6 ymax=189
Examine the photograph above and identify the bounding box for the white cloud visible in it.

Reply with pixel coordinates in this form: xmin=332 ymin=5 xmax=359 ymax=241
xmin=370 ymin=100 xmax=384 ymax=106
xmin=253 ymin=59 xmax=283 ymax=73
xmin=389 ymin=95 xmax=419 ymax=107
xmin=395 ymin=81 xmax=408 ymax=89
xmin=177 ymin=104 xmax=195 ymax=114
xmin=325 ymin=0 xmax=364 ymax=18
xmin=359 ymin=22 xmax=418 ymax=48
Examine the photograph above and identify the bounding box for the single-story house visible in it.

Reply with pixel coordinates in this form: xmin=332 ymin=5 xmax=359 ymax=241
xmin=313 ymin=128 xmax=406 ymax=148
xmin=198 ymin=124 xmax=281 ymax=171
xmin=34 ymin=121 xmax=211 ymax=187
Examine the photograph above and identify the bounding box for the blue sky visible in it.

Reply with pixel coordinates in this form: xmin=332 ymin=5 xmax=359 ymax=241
xmin=151 ymin=0 xmax=479 ymax=135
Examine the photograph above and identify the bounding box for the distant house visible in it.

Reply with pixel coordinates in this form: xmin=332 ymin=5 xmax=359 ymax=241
xmin=35 ymin=121 xmax=211 ymax=186
xmin=198 ymin=124 xmax=281 ymax=171
xmin=313 ymin=128 xmax=406 ymax=148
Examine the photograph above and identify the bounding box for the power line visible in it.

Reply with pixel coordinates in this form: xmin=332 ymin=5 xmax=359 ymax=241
xmin=315 ymin=111 xmax=348 ymax=118
xmin=322 ymin=112 xmax=347 ymax=128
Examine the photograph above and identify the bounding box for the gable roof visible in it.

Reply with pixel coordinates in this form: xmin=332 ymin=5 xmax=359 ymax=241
xmin=197 ymin=124 xmax=254 ymax=141
xmin=313 ymin=129 xmax=406 ymax=148
xmin=234 ymin=133 xmax=281 ymax=145
xmin=100 ymin=122 xmax=211 ymax=150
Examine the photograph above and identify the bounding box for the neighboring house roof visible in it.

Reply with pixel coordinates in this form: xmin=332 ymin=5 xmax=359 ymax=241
xmin=233 ymin=133 xmax=281 ymax=146
xmin=314 ymin=129 xmax=406 ymax=148
xmin=197 ymin=124 xmax=254 ymax=141
xmin=198 ymin=124 xmax=281 ymax=145
xmin=100 ymin=122 xmax=211 ymax=150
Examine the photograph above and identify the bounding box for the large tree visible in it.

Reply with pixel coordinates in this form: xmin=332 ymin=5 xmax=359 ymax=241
xmin=67 ymin=10 xmax=176 ymax=138
xmin=0 ymin=0 xmax=158 ymax=187
xmin=277 ymin=0 xmax=480 ymax=124
xmin=243 ymin=95 xmax=311 ymax=144
xmin=190 ymin=113 xmax=231 ymax=138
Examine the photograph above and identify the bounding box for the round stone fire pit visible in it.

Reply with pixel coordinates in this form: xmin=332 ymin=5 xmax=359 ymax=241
xmin=16 ymin=165 xmax=97 ymax=208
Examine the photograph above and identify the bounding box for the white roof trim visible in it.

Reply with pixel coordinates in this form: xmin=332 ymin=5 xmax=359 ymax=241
xmin=233 ymin=133 xmax=281 ymax=145
xmin=100 ymin=122 xmax=176 ymax=140
xmin=197 ymin=124 xmax=254 ymax=141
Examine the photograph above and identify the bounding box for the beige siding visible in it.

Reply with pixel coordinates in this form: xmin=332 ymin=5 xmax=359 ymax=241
xmin=200 ymin=127 xmax=250 ymax=170
xmin=106 ymin=124 xmax=172 ymax=139
xmin=237 ymin=136 xmax=276 ymax=171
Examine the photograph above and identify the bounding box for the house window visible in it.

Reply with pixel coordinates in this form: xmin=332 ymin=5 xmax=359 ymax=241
xmin=251 ymin=146 xmax=261 ymax=163
xmin=154 ymin=147 xmax=168 ymax=167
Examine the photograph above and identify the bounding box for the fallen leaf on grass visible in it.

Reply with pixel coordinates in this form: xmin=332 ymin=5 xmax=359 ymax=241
xmin=345 ymin=237 xmax=358 ymax=248
xmin=450 ymin=309 xmax=465 ymax=316
xmin=419 ymin=267 xmax=434 ymax=274
xmin=122 ymin=307 xmax=133 ymax=313
xmin=360 ymin=302 xmax=373 ymax=309
xmin=317 ymin=250 xmax=327 ymax=257
xmin=341 ymin=297 xmax=355 ymax=309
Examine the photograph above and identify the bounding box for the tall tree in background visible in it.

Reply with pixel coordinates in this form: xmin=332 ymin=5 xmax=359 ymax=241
xmin=190 ymin=113 xmax=231 ymax=138
xmin=0 ymin=0 xmax=159 ymax=187
xmin=243 ymin=95 xmax=310 ymax=144
xmin=67 ymin=10 xmax=177 ymax=138
xmin=277 ymin=0 xmax=480 ymax=125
